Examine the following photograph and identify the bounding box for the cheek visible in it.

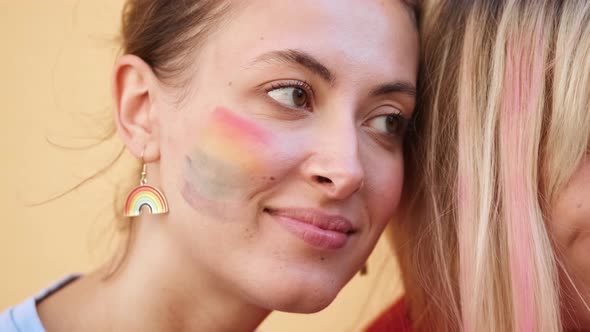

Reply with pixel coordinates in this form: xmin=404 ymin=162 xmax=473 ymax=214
xmin=366 ymin=155 xmax=405 ymax=224
xmin=553 ymin=200 xmax=590 ymax=272
xmin=551 ymin=162 xmax=590 ymax=250
xmin=179 ymin=107 xmax=299 ymax=215
xmin=550 ymin=162 xmax=590 ymax=289
xmin=210 ymin=107 xmax=271 ymax=144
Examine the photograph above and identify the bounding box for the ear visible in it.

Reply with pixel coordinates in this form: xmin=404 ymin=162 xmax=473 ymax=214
xmin=112 ymin=54 xmax=161 ymax=163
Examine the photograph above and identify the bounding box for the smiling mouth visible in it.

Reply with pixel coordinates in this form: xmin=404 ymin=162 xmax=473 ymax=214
xmin=263 ymin=207 xmax=357 ymax=250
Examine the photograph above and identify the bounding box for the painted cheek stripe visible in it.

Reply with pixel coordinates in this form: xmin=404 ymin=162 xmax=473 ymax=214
xmin=211 ymin=107 xmax=270 ymax=145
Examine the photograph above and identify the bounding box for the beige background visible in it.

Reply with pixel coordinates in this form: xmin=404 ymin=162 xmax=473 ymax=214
xmin=0 ymin=1 xmax=403 ymax=331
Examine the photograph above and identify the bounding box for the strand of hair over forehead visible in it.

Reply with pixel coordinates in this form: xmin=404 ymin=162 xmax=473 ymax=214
xmin=456 ymin=1 xmax=569 ymax=331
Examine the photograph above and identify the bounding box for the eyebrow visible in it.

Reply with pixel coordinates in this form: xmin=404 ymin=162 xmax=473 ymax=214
xmin=252 ymin=49 xmax=416 ymax=99
xmin=251 ymin=49 xmax=334 ymax=83
xmin=369 ymin=81 xmax=417 ymax=98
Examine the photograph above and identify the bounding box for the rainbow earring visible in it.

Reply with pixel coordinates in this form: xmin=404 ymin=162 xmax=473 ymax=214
xmin=124 ymin=161 xmax=169 ymax=217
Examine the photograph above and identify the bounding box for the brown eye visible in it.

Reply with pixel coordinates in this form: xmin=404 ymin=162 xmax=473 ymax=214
xmin=386 ymin=114 xmax=402 ymax=135
xmin=267 ymin=86 xmax=310 ymax=108
xmin=367 ymin=113 xmax=408 ymax=137
xmin=292 ymin=88 xmax=308 ymax=107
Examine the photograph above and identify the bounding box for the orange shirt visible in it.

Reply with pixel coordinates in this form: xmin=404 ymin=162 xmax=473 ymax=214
xmin=365 ymin=298 xmax=412 ymax=332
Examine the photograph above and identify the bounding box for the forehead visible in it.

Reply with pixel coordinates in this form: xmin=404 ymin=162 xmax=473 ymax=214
xmin=213 ymin=0 xmax=418 ymax=83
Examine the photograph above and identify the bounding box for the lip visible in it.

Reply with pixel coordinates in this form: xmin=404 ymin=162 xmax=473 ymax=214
xmin=264 ymin=207 xmax=356 ymax=250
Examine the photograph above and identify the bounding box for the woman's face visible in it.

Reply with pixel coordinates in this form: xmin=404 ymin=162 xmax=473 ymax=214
xmin=551 ymin=156 xmax=590 ymax=328
xmin=154 ymin=0 xmax=418 ymax=312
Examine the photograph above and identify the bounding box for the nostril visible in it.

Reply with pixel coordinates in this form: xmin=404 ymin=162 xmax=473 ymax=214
xmin=314 ymin=175 xmax=333 ymax=184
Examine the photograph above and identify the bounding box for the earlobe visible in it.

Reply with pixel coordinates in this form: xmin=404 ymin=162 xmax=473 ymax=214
xmin=112 ymin=54 xmax=161 ymax=163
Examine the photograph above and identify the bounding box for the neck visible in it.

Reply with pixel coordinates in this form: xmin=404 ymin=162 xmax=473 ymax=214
xmin=96 ymin=214 xmax=270 ymax=332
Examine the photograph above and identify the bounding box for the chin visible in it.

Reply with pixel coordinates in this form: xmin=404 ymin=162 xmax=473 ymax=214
xmin=253 ymin=272 xmax=345 ymax=313
xmin=266 ymin=289 xmax=338 ymax=314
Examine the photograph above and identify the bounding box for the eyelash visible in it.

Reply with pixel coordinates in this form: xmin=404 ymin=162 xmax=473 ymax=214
xmin=268 ymin=80 xmax=312 ymax=93
xmin=265 ymin=80 xmax=314 ymax=110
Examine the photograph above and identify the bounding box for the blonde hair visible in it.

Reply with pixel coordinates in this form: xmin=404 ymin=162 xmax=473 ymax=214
xmin=392 ymin=1 xmax=590 ymax=331
xmin=389 ymin=1 xmax=464 ymax=330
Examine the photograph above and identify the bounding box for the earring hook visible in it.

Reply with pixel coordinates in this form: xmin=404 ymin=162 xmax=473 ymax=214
xmin=140 ymin=147 xmax=147 ymax=185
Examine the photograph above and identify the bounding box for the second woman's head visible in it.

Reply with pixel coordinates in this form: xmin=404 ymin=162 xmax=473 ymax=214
xmin=408 ymin=1 xmax=590 ymax=331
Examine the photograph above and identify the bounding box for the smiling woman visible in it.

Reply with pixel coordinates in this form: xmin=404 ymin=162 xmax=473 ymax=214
xmin=0 ymin=0 xmax=419 ymax=331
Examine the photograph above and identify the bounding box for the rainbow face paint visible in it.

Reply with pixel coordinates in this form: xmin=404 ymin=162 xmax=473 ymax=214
xmin=198 ymin=107 xmax=269 ymax=172
xmin=210 ymin=107 xmax=270 ymax=145
xmin=181 ymin=107 xmax=273 ymax=212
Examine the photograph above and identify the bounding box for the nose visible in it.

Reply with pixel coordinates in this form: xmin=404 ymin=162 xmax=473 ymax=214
xmin=301 ymin=125 xmax=365 ymax=200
